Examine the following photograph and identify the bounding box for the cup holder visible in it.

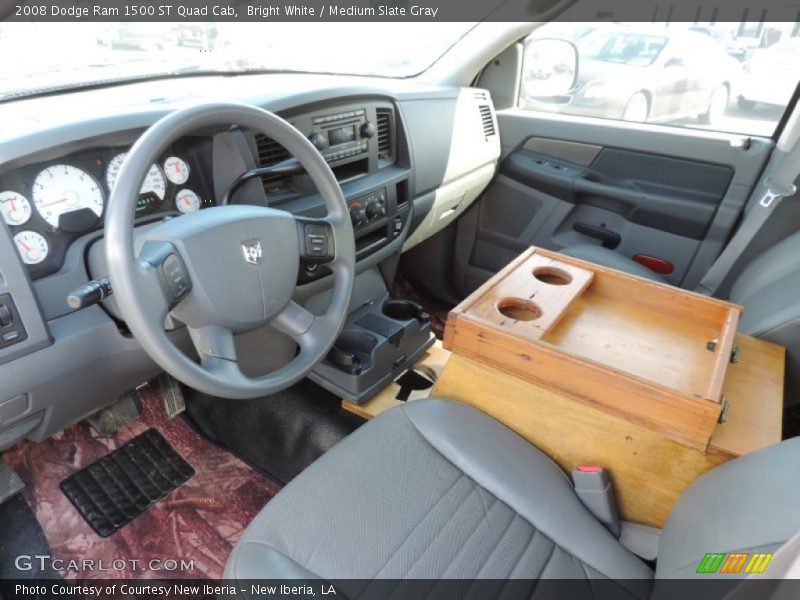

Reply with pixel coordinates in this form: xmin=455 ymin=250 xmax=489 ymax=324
xmin=395 ymin=365 xmax=437 ymax=400
xmin=533 ymin=266 xmax=572 ymax=286
xmin=383 ymin=299 xmax=429 ymax=323
xmin=497 ymin=297 xmax=543 ymax=321
xmin=327 ymin=330 xmax=378 ymax=375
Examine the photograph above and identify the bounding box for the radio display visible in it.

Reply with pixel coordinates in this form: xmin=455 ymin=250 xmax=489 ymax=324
xmin=328 ymin=125 xmax=356 ymax=146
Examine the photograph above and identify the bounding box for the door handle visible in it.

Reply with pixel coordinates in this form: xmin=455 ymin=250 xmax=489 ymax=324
xmin=573 ymin=222 xmax=621 ymax=249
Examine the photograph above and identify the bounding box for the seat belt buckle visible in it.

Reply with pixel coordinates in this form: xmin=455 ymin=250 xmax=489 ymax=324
xmin=760 ymin=177 xmax=796 ymax=208
xmin=572 ymin=465 xmax=621 ymax=538
xmin=759 ymin=190 xmax=781 ymax=208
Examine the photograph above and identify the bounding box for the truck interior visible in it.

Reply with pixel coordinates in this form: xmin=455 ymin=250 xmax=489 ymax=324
xmin=2 ymin=7 xmax=800 ymax=597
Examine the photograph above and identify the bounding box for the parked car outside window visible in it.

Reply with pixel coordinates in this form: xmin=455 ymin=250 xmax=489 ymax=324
xmin=521 ymin=22 xmax=800 ymax=137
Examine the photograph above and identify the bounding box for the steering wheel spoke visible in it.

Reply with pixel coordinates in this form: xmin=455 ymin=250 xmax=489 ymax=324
xmin=129 ymin=260 xmax=175 ymax=327
xmin=271 ymin=301 xmax=316 ymax=348
xmin=188 ymin=324 xmax=241 ymax=376
xmin=294 ymin=216 xmax=335 ymax=265
xmin=137 ymin=241 xmax=193 ymax=310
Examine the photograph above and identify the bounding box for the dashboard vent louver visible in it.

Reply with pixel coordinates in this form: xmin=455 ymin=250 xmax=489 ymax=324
xmin=479 ymin=105 xmax=496 ymax=138
xmin=376 ymin=109 xmax=393 ymax=161
xmin=255 ymin=133 xmax=291 ymax=168
xmin=254 ymin=133 xmax=293 ymax=192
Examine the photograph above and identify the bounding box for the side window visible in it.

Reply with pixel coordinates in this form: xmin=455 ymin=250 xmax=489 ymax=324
xmin=519 ymin=22 xmax=800 ymax=137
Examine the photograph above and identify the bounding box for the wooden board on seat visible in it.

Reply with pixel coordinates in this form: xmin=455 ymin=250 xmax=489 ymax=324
xmin=433 ymin=339 xmax=783 ymax=527
xmin=444 ymin=246 xmax=744 ymax=450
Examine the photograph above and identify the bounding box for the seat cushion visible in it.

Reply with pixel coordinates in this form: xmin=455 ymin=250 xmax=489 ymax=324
xmin=657 ymin=436 xmax=800 ymax=580
xmin=225 ymin=399 xmax=652 ymax=596
xmin=560 ymin=245 xmax=666 ymax=283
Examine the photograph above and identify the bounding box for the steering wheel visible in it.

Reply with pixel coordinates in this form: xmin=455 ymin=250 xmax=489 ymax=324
xmin=105 ymin=103 xmax=355 ymax=399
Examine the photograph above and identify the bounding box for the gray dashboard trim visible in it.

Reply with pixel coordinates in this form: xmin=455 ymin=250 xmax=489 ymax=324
xmin=0 ymin=221 xmax=51 ymax=365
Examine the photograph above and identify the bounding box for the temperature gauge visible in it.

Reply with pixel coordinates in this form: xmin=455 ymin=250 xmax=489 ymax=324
xmin=164 ymin=156 xmax=190 ymax=185
xmin=175 ymin=189 xmax=201 ymax=214
xmin=0 ymin=191 xmax=33 ymax=226
xmin=13 ymin=230 xmax=49 ymax=265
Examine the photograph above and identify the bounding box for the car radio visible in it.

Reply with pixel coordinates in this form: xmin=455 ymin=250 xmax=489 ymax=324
xmin=308 ymin=109 xmax=376 ymax=163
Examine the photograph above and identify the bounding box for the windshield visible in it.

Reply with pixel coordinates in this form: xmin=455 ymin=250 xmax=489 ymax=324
xmin=578 ymin=32 xmax=668 ymax=67
xmin=0 ymin=22 xmax=477 ymax=98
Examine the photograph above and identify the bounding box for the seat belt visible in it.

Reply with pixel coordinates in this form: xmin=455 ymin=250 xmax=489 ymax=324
xmin=695 ymin=142 xmax=800 ymax=297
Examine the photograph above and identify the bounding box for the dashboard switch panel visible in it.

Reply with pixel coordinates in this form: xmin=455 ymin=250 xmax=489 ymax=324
xmin=0 ymin=294 xmax=27 ymax=349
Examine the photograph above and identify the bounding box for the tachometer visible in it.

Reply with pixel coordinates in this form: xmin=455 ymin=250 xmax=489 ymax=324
xmin=0 ymin=191 xmax=32 ymax=226
xmin=106 ymin=153 xmax=167 ymax=201
xmin=32 ymin=165 xmax=104 ymax=229
xmin=175 ymin=189 xmax=201 ymax=214
xmin=163 ymin=156 xmax=190 ymax=185
xmin=13 ymin=230 xmax=49 ymax=265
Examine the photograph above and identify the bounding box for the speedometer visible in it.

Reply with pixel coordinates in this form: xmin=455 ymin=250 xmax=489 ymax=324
xmin=106 ymin=153 xmax=167 ymax=202
xmin=32 ymin=165 xmax=104 ymax=229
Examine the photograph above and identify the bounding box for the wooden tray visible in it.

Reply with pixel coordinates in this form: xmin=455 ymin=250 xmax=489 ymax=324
xmin=443 ymin=247 xmax=743 ymax=450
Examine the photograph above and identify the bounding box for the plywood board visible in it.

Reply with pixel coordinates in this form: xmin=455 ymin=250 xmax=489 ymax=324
xmin=433 ymin=354 xmax=762 ymax=527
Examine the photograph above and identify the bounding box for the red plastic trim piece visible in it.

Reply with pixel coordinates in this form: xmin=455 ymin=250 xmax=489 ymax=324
xmin=633 ymin=254 xmax=674 ymax=275
xmin=576 ymin=464 xmax=602 ymax=473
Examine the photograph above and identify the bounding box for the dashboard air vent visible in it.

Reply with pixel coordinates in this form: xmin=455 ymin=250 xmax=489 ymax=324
xmin=255 ymin=133 xmax=291 ymax=168
xmin=254 ymin=133 xmax=293 ymax=193
xmin=376 ymin=109 xmax=393 ymax=161
xmin=479 ymin=105 xmax=496 ymax=138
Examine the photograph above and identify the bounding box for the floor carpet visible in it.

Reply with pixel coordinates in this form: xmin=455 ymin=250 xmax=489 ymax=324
xmin=3 ymin=382 xmax=281 ymax=580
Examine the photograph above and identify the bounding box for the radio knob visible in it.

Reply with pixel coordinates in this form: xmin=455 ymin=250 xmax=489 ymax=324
xmin=309 ymin=132 xmax=328 ymax=150
xmin=360 ymin=121 xmax=376 ymax=139
xmin=350 ymin=206 xmax=367 ymax=227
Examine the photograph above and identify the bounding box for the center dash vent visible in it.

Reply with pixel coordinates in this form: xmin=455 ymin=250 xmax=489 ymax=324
xmin=376 ymin=108 xmax=393 ymax=161
xmin=479 ymin=105 xmax=496 ymax=139
xmin=254 ymin=133 xmax=292 ymax=192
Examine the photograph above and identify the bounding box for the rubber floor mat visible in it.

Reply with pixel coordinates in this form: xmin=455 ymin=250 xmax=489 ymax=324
xmin=60 ymin=429 xmax=194 ymax=537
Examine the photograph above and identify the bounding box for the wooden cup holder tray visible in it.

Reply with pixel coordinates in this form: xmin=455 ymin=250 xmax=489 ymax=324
xmin=444 ymin=247 xmax=743 ymax=450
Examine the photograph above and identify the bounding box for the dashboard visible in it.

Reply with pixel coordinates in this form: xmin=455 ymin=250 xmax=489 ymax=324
xmin=0 ymin=72 xmax=500 ymax=452
xmin=0 ymin=139 xmax=215 ymax=279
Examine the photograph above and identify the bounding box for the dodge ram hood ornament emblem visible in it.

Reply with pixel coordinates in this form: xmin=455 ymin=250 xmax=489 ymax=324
xmin=241 ymin=239 xmax=263 ymax=265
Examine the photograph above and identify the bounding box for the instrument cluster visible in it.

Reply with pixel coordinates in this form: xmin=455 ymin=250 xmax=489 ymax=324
xmin=0 ymin=142 xmax=215 ymax=279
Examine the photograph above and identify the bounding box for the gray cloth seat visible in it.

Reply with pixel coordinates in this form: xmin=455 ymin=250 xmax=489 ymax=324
xmin=561 ymin=233 xmax=800 ymax=402
xmin=226 ymin=398 xmax=800 ymax=591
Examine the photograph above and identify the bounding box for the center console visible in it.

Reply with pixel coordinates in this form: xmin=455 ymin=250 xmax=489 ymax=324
xmin=309 ymin=294 xmax=434 ymax=404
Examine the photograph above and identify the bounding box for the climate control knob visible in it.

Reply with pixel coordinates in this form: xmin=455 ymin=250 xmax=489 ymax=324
xmin=360 ymin=121 xmax=376 ymax=139
xmin=365 ymin=201 xmax=385 ymax=219
xmin=350 ymin=206 xmax=367 ymax=227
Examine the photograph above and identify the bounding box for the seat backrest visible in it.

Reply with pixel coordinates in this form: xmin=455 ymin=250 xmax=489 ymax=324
xmin=655 ymin=437 xmax=800 ymax=581
xmin=729 ymin=230 xmax=800 ymax=407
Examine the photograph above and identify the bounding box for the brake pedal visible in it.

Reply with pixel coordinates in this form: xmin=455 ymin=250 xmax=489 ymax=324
xmin=159 ymin=374 xmax=186 ymax=419
xmin=87 ymin=390 xmax=142 ymax=436
xmin=0 ymin=457 xmax=24 ymax=504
